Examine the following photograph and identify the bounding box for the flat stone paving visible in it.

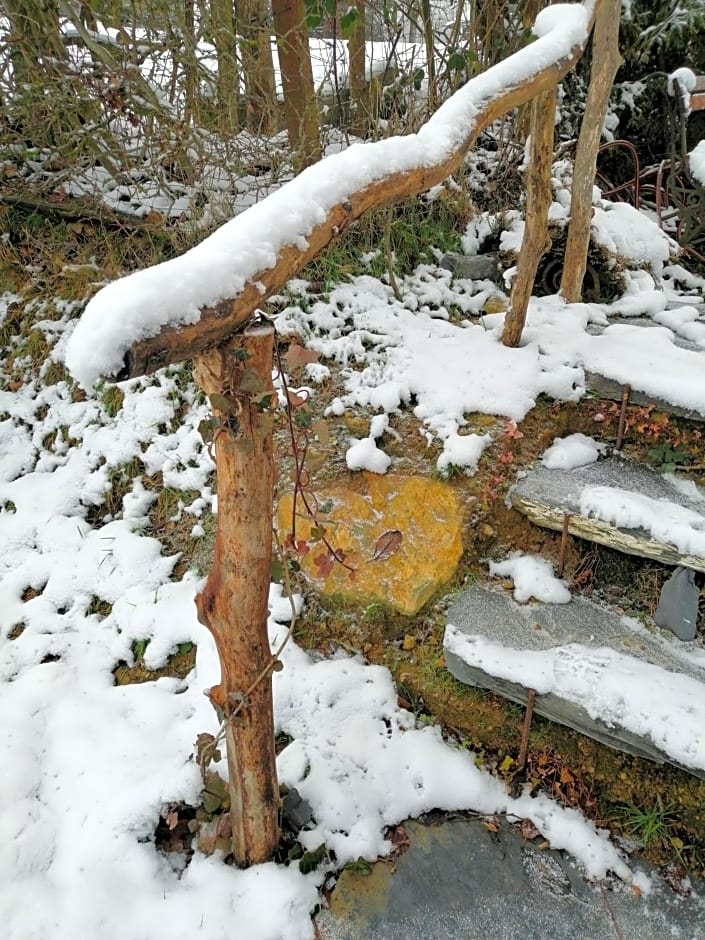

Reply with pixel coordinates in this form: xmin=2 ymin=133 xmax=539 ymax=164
xmin=317 ymin=816 xmax=705 ymax=940
xmin=443 ymin=585 xmax=705 ymax=777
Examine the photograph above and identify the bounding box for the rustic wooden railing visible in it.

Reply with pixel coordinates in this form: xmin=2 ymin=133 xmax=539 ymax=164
xmin=66 ymin=0 xmax=618 ymax=867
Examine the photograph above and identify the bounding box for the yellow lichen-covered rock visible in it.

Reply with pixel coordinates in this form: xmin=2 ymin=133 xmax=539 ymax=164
xmin=277 ymin=473 xmax=464 ymax=615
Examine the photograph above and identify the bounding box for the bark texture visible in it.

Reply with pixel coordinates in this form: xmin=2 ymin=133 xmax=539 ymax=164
xmin=193 ymin=323 xmax=279 ymax=865
xmin=560 ymin=0 xmax=622 ymax=302
xmin=239 ymin=0 xmax=278 ymax=134
xmin=501 ymin=86 xmax=556 ymax=347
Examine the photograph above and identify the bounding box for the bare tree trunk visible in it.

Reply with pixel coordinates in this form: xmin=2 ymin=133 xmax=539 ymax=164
xmin=502 ymin=86 xmax=557 ymax=347
xmin=193 ymin=323 xmax=280 ymax=866
xmin=211 ymin=0 xmax=240 ymax=134
xmin=182 ymin=0 xmax=200 ymax=124
xmin=239 ymin=0 xmax=278 ymax=134
xmin=348 ymin=0 xmax=367 ymax=137
xmin=272 ymin=0 xmax=321 ymax=169
xmin=560 ymin=0 xmax=622 ymax=302
xmin=420 ymin=0 xmax=437 ymax=113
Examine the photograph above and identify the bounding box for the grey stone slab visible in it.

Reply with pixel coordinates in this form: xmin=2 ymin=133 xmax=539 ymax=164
xmin=440 ymin=252 xmax=500 ymax=281
xmin=510 ymin=457 xmax=705 ymax=573
xmin=585 ymin=370 xmax=705 ymax=421
xmin=443 ymin=586 xmax=705 ymax=778
xmin=655 ymin=567 xmax=700 ymax=641
xmin=317 ymin=817 xmax=705 ymax=940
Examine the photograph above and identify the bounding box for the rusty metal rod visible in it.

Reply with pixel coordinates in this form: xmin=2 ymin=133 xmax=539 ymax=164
xmin=615 ymin=383 xmax=631 ymax=450
xmin=517 ymin=688 xmax=537 ymax=771
xmin=557 ymin=512 xmax=571 ymax=577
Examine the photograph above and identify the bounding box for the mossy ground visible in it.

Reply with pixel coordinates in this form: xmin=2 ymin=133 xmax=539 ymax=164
xmin=4 ymin=199 xmax=705 ymax=879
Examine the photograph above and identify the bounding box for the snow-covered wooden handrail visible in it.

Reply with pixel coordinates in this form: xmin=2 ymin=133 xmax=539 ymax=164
xmin=66 ymin=0 xmax=601 ymax=386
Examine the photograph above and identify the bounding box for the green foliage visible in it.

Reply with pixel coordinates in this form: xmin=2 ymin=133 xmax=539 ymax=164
xmin=619 ymin=798 xmax=678 ymax=848
xmin=647 ymin=441 xmax=688 ymax=472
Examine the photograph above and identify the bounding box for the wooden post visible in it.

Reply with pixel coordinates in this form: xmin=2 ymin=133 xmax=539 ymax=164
xmin=560 ymin=0 xmax=622 ymax=302
xmin=193 ymin=323 xmax=279 ymax=866
xmin=501 ymin=85 xmax=556 ymax=347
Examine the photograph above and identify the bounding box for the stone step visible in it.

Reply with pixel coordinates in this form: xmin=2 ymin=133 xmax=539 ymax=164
xmin=510 ymin=457 xmax=705 ymax=573
xmin=443 ymin=585 xmax=705 ymax=778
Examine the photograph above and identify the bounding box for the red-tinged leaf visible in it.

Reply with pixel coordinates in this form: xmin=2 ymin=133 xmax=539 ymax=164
xmin=295 ymin=539 xmax=310 ymax=556
xmin=313 ymin=550 xmax=336 ymax=579
xmin=286 ymin=388 xmax=309 ymax=408
xmin=285 ymin=344 xmax=320 ymax=371
xmin=372 ymin=529 xmax=403 ymax=562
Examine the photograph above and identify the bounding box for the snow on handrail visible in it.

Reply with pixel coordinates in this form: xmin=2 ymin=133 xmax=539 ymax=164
xmin=66 ymin=0 xmax=599 ymax=387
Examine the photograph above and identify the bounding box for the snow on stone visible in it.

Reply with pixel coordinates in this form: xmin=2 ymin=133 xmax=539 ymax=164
xmin=489 ymin=553 xmax=571 ymax=604
xmin=690 ymin=140 xmax=705 ymax=186
xmin=444 ymin=625 xmax=705 ymax=774
xmin=541 ymin=433 xmax=605 ymax=470
xmin=65 ymin=3 xmax=593 ymax=387
xmin=579 ymin=323 xmax=705 ymax=416
xmin=579 ymin=486 xmax=705 ymax=557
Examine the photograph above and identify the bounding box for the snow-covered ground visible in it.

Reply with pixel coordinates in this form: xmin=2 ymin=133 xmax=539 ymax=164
xmin=3 ymin=213 xmax=705 ymax=935
xmin=3 ymin=3 xmax=705 ymax=935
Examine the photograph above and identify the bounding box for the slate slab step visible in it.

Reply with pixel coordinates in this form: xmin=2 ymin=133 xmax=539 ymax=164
xmin=317 ymin=817 xmax=705 ymax=940
xmin=443 ymin=585 xmax=705 ymax=779
xmin=510 ymin=457 xmax=705 ymax=573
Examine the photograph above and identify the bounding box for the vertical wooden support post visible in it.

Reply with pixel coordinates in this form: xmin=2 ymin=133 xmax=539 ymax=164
xmin=560 ymin=0 xmax=622 ymax=302
xmin=501 ymin=85 xmax=557 ymax=347
xmin=517 ymin=688 xmax=536 ymax=772
xmin=193 ymin=322 xmax=279 ymax=866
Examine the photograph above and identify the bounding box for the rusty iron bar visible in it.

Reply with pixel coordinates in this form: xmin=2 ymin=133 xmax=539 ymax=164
xmin=517 ymin=688 xmax=537 ymax=772
xmin=615 ymin=383 xmax=631 ymax=450
xmin=557 ymin=512 xmax=571 ymax=578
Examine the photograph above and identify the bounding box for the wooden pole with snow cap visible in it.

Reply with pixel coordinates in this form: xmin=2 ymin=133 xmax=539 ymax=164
xmin=64 ymin=0 xmax=604 ymax=868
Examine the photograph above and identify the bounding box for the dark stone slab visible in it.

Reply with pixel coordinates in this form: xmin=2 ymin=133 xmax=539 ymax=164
xmin=655 ymin=566 xmax=700 ymax=640
xmin=585 ymin=370 xmax=705 ymax=421
xmin=443 ymin=586 xmax=705 ymax=779
xmin=317 ymin=816 xmax=705 ymax=940
xmin=440 ymin=252 xmax=500 ymax=281
xmin=510 ymin=457 xmax=705 ymax=573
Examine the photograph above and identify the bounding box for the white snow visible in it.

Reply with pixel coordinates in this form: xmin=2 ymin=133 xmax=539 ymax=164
xmin=690 ymin=140 xmax=705 ymax=187
xmin=345 ymin=435 xmax=391 ymax=473
xmin=444 ymin=625 xmax=705 ymax=774
xmin=541 ymin=433 xmax=605 ymax=469
xmin=489 ymin=553 xmax=572 ymax=604
xmin=579 ymin=486 xmax=705 ymax=558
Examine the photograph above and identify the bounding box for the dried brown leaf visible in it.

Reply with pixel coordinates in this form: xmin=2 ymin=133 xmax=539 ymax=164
xmin=372 ymin=529 xmax=403 ymax=562
xmin=285 ymin=344 xmax=320 ymax=371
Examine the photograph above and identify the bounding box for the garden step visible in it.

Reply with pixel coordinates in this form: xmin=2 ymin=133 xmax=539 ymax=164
xmin=443 ymin=585 xmax=705 ymax=779
xmin=510 ymin=457 xmax=705 ymax=574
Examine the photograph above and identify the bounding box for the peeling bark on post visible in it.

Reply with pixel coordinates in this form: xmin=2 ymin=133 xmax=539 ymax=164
xmin=559 ymin=0 xmax=622 ymax=302
xmin=193 ymin=323 xmax=279 ymax=866
xmin=502 ymin=86 xmax=556 ymax=347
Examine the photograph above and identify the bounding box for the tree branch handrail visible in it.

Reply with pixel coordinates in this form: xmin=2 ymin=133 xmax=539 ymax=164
xmin=65 ymin=0 xmax=601 ymax=388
